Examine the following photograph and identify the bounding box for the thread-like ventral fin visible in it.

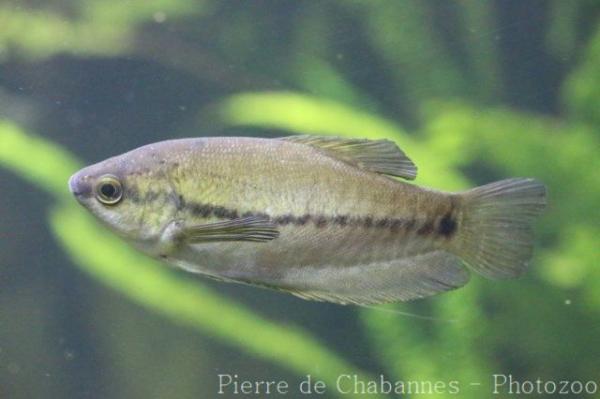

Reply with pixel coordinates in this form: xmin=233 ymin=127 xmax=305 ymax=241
xmin=280 ymin=135 xmax=418 ymax=180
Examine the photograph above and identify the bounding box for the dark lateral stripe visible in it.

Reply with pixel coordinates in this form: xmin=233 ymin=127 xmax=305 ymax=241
xmin=126 ymin=187 xmax=457 ymax=237
xmin=417 ymin=220 xmax=435 ymax=236
xmin=184 ymin=200 xmax=457 ymax=237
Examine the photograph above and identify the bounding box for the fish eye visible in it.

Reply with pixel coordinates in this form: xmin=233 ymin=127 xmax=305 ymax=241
xmin=95 ymin=175 xmax=123 ymax=205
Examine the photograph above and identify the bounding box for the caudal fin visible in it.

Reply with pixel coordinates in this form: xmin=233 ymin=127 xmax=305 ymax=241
xmin=451 ymin=178 xmax=547 ymax=279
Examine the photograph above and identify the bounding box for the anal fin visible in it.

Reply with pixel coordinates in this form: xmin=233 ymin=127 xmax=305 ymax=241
xmin=285 ymin=251 xmax=470 ymax=305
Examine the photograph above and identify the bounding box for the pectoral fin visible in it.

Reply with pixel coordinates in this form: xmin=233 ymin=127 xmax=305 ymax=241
xmin=165 ymin=216 xmax=280 ymax=246
xmin=280 ymin=135 xmax=417 ymax=180
xmin=186 ymin=216 xmax=279 ymax=243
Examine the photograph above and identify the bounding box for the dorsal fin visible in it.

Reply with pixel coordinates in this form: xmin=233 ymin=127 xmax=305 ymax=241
xmin=279 ymin=135 xmax=417 ymax=180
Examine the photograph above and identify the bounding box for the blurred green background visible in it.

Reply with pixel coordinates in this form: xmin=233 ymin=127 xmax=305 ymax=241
xmin=0 ymin=1 xmax=599 ymax=398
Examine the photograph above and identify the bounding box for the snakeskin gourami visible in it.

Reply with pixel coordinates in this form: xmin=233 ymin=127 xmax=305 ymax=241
xmin=68 ymin=136 xmax=547 ymax=304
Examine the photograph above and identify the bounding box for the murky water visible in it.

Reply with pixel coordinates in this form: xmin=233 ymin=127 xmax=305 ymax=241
xmin=1 ymin=2 xmax=599 ymax=398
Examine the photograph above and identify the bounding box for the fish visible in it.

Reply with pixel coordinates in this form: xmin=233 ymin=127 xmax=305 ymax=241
xmin=68 ymin=135 xmax=547 ymax=305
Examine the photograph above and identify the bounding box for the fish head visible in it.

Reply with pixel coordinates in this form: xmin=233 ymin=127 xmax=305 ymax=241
xmin=68 ymin=146 xmax=178 ymax=242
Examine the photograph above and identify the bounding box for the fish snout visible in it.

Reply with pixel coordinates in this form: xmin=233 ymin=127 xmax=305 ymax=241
xmin=68 ymin=171 xmax=92 ymax=199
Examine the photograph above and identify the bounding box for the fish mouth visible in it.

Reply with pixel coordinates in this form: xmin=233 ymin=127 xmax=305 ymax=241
xmin=68 ymin=171 xmax=91 ymax=198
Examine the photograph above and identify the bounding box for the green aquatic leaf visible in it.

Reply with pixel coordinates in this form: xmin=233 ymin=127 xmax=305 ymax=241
xmin=456 ymin=0 xmax=502 ymax=102
xmin=0 ymin=1 xmax=205 ymax=59
xmin=290 ymin=56 xmax=373 ymax=110
xmin=563 ymin=24 xmax=600 ymax=126
xmin=0 ymin=120 xmax=80 ymax=200
xmin=545 ymin=0 xmax=581 ymax=60
xmin=347 ymin=1 xmax=465 ymax=105
xmin=0 ymin=120 xmax=382 ymax=399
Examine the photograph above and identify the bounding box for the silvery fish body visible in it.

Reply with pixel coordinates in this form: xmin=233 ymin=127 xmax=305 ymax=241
xmin=69 ymin=136 xmax=546 ymax=304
